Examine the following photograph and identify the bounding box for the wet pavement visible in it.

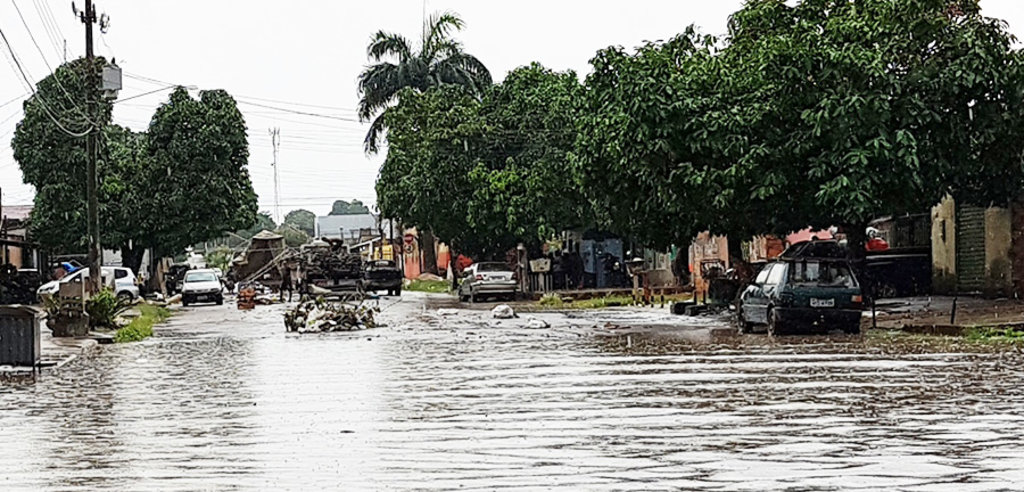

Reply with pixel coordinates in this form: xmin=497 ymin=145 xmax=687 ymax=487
xmin=2 ymin=292 xmax=1024 ymax=490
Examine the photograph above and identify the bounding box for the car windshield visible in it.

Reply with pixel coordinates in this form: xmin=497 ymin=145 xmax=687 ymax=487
xmin=185 ymin=272 xmax=217 ymax=283
xmin=788 ymin=261 xmax=857 ymax=288
xmin=476 ymin=263 xmax=509 ymax=272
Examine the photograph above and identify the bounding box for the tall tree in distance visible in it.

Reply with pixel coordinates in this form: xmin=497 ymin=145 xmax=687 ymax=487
xmin=358 ymin=11 xmax=491 ymax=153
xmin=359 ymin=11 xmax=490 ymax=275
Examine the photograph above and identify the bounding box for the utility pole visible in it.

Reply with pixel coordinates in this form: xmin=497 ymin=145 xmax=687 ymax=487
xmin=78 ymin=0 xmax=101 ymax=294
xmin=269 ymin=127 xmax=281 ymax=224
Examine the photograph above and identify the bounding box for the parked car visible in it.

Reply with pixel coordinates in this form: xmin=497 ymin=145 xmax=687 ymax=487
xmin=37 ymin=266 xmax=140 ymax=302
xmin=458 ymin=262 xmax=517 ymax=303
xmin=738 ymin=258 xmax=863 ymax=336
xmin=363 ymin=259 xmax=403 ymax=296
xmin=180 ymin=269 xmax=224 ymax=307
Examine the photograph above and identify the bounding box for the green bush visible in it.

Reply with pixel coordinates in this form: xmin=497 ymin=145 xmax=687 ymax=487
xmin=406 ymin=279 xmax=450 ymax=293
xmin=538 ymin=294 xmax=565 ymax=308
xmin=86 ymin=289 xmax=134 ymax=329
xmin=115 ymin=304 xmax=170 ymax=343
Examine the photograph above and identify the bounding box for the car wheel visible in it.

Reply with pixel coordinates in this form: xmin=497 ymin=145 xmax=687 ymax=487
xmin=843 ymin=324 xmax=861 ymax=335
xmin=182 ymin=298 xmax=190 ymax=307
xmin=117 ymin=291 xmax=133 ymax=302
xmin=215 ymin=295 xmax=224 ymax=306
xmin=737 ymin=307 xmax=753 ymax=334
xmin=767 ymin=308 xmax=781 ymax=337
xmin=394 ymin=287 xmax=402 ymax=296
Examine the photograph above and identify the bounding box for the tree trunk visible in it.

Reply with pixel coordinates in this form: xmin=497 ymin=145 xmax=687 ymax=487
xmin=420 ymin=229 xmax=439 ymax=276
xmin=843 ymin=222 xmax=871 ymax=296
xmin=121 ymin=245 xmax=145 ymax=277
xmin=449 ymin=242 xmax=461 ymax=291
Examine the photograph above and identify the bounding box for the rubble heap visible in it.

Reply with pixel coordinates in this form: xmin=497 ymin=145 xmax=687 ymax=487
xmin=284 ymin=297 xmax=379 ymax=333
xmin=0 ymin=264 xmax=42 ymax=305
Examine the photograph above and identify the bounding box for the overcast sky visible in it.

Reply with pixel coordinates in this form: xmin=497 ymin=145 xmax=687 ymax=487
xmin=2 ymin=1 xmax=1023 ymax=221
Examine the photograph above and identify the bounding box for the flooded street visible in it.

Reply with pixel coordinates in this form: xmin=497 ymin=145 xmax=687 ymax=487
xmin=3 ymin=292 xmax=1024 ymax=490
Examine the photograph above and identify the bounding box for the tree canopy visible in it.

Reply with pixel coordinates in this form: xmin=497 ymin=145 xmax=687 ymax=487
xmin=329 ymin=200 xmax=370 ymax=215
xmin=283 ymin=209 xmax=316 ymax=235
xmin=575 ymin=0 xmax=1024 ymax=249
xmin=376 ymin=64 xmax=586 ymax=258
xmin=12 ymin=61 xmax=258 ymax=273
xmin=358 ymin=11 xmax=492 ymax=153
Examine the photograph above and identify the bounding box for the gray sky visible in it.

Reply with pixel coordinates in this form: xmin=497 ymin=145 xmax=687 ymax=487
xmin=2 ymin=1 xmax=1023 ymax=221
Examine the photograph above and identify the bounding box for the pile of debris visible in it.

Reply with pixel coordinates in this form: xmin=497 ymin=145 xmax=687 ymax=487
xmin=284 ymin=297 xmax=379 ymax=333
xmin=0 ymin=264 xmax=41 ymax=305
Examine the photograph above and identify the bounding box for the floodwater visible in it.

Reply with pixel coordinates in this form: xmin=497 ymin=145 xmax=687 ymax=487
xmin=2 ymin=293 xmax=1024 ymax=491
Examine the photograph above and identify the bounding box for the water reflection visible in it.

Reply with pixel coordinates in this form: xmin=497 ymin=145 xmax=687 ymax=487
xmin=1 ymin=297 xmax=1023 ymax=490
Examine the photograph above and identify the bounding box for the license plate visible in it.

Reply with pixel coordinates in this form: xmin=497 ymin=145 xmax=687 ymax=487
xmin=196 ymin=295 xmax=208 ymax=301
xmin=811 ymin=298 xmax=835 ymax=308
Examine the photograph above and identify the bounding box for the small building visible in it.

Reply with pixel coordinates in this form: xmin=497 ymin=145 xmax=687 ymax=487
xmin=931 ymin=196 xmax=1013 ymax=296
xmin=314 ymin=214 xmax=380 ymax=243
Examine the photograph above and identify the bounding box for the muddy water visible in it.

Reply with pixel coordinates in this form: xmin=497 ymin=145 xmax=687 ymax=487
xmin=2 ymin=293 xmax=1024 ymax=490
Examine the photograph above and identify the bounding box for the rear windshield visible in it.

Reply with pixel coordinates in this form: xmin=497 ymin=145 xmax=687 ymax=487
xmin=787 ymin=261 xmax=857 ymax=288
xmin=476 ymin=263 xmax=509 ymax=272
xmin=185 ymin=272 xmax=218 ymax=283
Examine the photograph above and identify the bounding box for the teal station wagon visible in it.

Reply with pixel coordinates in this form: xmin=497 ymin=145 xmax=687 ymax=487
xmin=738 ymin=258 xmax=864 ymax=336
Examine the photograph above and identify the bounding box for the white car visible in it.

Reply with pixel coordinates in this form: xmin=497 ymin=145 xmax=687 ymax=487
xmin=37 ymin=266 xmax=140 ymax=301
xmin=180 ymin=269 xmax=224 ymax=307
xmin=458 ymin=262 xmax=517 ymax=303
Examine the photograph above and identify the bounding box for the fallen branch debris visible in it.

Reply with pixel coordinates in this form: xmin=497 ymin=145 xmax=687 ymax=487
xmin=284 ymin=297 xmax=380 ymax=333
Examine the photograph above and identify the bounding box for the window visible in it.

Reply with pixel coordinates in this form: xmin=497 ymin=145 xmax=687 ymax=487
xmin=115 ymin=269 xmax=129 ymax=279
xmin=476 ymin=263 xmax=509 ymax=272
xmin=185 ymin=272 xmax=218 ymax=283
xmin=766 ymin=263 xmax=787 ymax=285
xmin=754 ymin=266 xmax=771 ymax=285
xmin=788 ymin=261 xmax=857 ymax=288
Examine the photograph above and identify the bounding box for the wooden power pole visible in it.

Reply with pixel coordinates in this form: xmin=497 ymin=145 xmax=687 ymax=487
xmin=78 ymin=0 xmax=101 ymax=293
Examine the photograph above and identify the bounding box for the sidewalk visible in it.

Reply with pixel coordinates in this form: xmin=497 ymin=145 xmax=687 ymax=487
xmin=0 ymin=319 xmax=98 ymax=373
xmin=871 ymin=296 xmax=1024 ymax=333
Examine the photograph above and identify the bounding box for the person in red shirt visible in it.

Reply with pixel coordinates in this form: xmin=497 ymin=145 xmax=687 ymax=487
xmin=866 ymin=228 xmax=890 ymax=251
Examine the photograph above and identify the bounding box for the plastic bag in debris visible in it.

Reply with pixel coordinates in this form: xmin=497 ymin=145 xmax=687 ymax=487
xmin=491 ymin=305 xmax=516 ymax=319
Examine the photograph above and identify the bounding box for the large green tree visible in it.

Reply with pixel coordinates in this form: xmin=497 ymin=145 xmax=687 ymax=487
xmin=577 ymin=0 xmax=1024 ymax=254
xmin=358 ymin=11 xmax=491 ymax=153
xmin=377 ymin=86 xmax=481 ymax=256
xmin=12 ymin=58 xmax=157 ymax=271
xmin=141 ymin=87 xmax=258 ymax=257
xmin=376 ymin=64 xmax=587 ymax=260
xmin=468 ymin=63 xmax=587 ymax=252
xmin=361 ymin=11 xmax=492 ymax=274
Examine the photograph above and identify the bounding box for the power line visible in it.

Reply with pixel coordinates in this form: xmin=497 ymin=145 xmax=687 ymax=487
xmin=10 ymin=0 xmax=93 ymax=121
xmin=235 ymin=99 xmax=362 ymax=122
xmin=0 ymin=22 xmax=91 ymax=137
xmin=30 ymin=0 xmax=63 ymax=61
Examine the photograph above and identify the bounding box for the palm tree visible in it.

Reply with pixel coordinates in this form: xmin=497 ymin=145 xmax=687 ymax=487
xmin=358 ymin=11 xmax=491 ymax=154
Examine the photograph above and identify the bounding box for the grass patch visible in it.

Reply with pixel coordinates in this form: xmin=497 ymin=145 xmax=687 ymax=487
xmin=405 ymin=279 xmax=451 ymax=293
xmin=535 ymin=292 xmax=694 ymax=310
xmin=964 ymin=326 xmax=1024 ymax=344
xmin=115 ymin=304 xmax=171 ymax=343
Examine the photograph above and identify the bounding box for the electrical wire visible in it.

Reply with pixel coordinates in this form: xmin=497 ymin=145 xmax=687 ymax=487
xmin=234 ymin=99 xmax=362 ymax=122
xmin=30 ymin=0 xmax=62 ymax=61
xmin=11 ymin=0 xmax=94 ymax=124
xmin=0 ymin=22 xmax=91 ymax=137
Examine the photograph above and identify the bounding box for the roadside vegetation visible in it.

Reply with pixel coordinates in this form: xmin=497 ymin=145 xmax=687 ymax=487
xmin=537 ymin=293 xmax=692 ymax=310
xmin=964 ymin=326 xmax=1024 ymax=345
xmin=115 ymin=305 xmax=171 ymax=343
xmin=405 ymin=279 xmax=451 ymax=293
